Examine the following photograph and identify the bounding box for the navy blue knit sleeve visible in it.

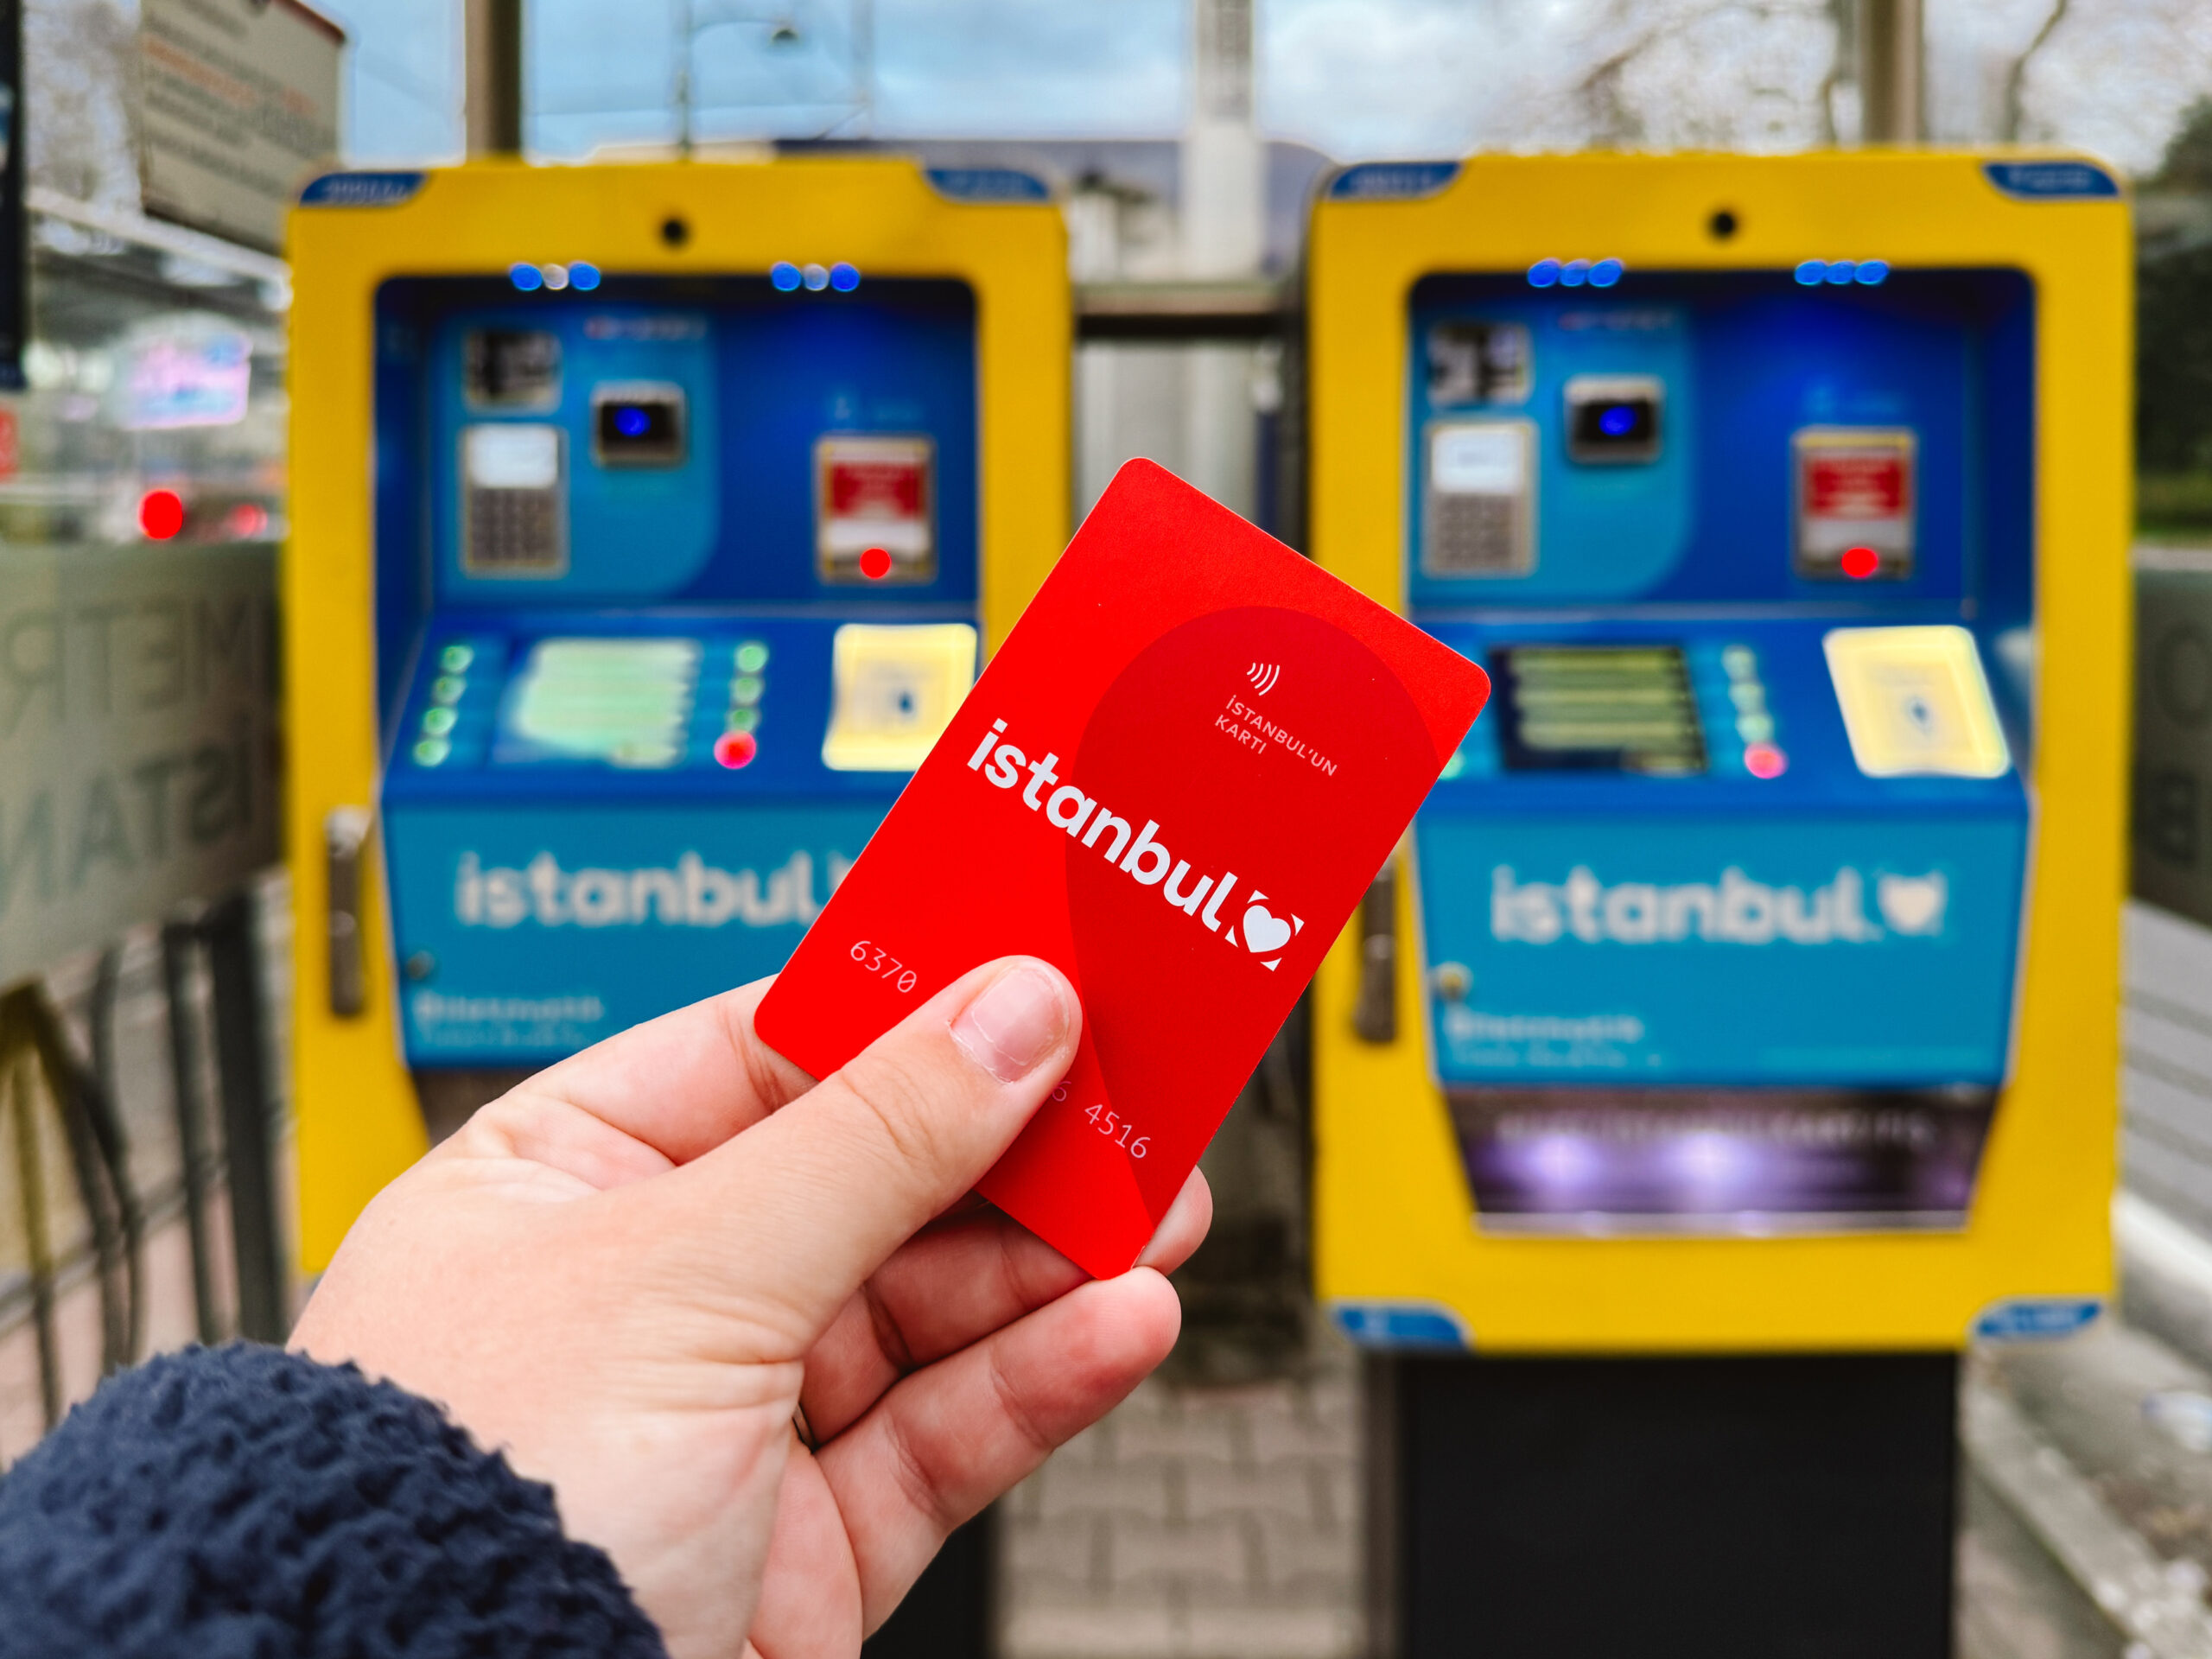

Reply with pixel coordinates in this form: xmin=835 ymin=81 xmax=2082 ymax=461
xmin=0 ymin=1343 xmax=667 ymax=1659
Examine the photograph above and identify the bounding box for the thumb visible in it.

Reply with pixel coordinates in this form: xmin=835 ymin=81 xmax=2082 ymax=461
xmin=633 ymin=956 xmax=1080 ymax=1351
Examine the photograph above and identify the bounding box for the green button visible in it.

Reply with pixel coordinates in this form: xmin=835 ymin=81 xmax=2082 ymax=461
xmin=735 ymin=640 xmax=770 ymax=675
xmin=726 ymin=705 xmax=760 ymax=734
xmin=440 ymin=643 xmax=476 ymax=674
xmin=731 ymin=674 xmax=764 ymax=707
xmin=413 ymin=736 xmax=451 ymax=766
xmin=421 ymin=705 xmax=457 ymax=736
xmin=432 ymin=676 xmax=467 ymax=705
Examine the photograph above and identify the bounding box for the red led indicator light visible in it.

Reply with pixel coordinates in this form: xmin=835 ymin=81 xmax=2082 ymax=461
xmin=1840 ymin=544 xmax=1879 ymax=580
xmin=714 ymin=731 xmax=759 ymax=770
xmin=859 ymin=545 xmax=893 ymax=581
xmin=1744 ymin=742 xmax=1788 ymax=779
xmin=138 ymin=488 xmax=186 ymax=541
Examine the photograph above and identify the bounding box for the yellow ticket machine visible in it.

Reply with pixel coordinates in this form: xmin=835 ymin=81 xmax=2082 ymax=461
xmin=1306 ymin=153 xmax=2129 ymax=1656
xmin=285 ymin=159 xmax=1068 ymax=1268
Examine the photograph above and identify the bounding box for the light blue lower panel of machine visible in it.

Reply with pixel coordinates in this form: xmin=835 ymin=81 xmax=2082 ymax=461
xmin=384 ymin=802 xmax=885 ymax=1065
xmin=1415 ymin=812 xmax=2027 ymax=1088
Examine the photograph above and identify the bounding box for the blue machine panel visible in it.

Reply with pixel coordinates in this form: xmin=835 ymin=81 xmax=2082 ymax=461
xmin=1406 ymin=270 xmax=2033 ymax=613
xmin=1402 ymin=268 xmax=2036 ymax=1230
xmin=372 ymin=274 xmax=980 ymax=1071
xmin=1420 ymin=618 xmax=2027 ymax=1089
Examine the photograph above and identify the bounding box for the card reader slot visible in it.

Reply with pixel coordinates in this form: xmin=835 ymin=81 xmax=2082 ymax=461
xmin=1353 ymin=862 xmax=1399 ymax=1045
xmin=325 ymin=807 xmax=372 ymax=1018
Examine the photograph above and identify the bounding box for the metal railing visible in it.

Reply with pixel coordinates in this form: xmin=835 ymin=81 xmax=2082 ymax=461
xmin=0 ymin=886 xmax=288 ymax=1443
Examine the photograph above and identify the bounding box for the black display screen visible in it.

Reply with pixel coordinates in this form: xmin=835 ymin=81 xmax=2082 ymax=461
xmin=465 ymin=328 xmax=560 ymax=408
xmin=1494 ymin=644 xmax=1707 ymax=774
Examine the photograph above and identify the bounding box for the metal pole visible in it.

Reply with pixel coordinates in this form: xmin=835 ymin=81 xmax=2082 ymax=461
xmin=465 ymin=0 xmax=524 ymax=157
xmin=676 ymin=0 xmax=694 ymax=157
xmin=1859 ymin=0 xmax=1923 ymax=144
xmin=205 ymin=893 xmax=287 ymax=1344
xmin=161 ymin=919 xmax=220 ymax=1345
xmin=854 ymin=0 xmax=873 ymax=136
xmin=3 ymin=1033 xmax=60 ymax=1430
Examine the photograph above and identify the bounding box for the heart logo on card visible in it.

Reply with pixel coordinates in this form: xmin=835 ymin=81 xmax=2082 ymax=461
xmin=1242 ymin=905 xmax=1294 ymax=954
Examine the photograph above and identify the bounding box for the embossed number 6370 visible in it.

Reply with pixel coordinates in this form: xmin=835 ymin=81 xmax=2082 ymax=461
xmin=849 ymin=940 xmax=918 ymax=994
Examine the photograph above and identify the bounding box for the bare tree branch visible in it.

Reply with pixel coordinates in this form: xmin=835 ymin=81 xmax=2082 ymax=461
xmin=2002 ymin=0 xmax=2073 ymax=143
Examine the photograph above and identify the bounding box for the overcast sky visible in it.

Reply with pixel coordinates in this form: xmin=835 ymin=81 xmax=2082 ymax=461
xmin=318 ymin=0 xmax=2212 ymax=177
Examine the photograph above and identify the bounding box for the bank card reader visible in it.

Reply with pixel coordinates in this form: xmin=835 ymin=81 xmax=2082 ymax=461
xmin=1308 ymin=153 xmax=2129 ymax=1353
xmin=286 ymin=161 xmax=1070 ymax=1268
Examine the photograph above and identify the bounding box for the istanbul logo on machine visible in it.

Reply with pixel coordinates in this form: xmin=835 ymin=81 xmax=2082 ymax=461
xmin=1489 ymin=862 xmax=1948 ymax=945
xmin=964 ymin=714 xmax=1307 ymax=969
xmin=452 ymin=848 xmax=849 ymax=930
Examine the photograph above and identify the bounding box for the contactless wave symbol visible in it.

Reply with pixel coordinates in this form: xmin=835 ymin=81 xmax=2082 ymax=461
xmin=1246 ymin=661 xmax=1281 ymax=696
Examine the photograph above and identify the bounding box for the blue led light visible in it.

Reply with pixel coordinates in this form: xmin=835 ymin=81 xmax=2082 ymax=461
xmin=1598 ymin=404 xmax=1637 ymax=437
xmin=830 ymin=261 xmax=860 ymax=291
xmin=1588 ymin=257 xmax=1624 ymax=288
xmin=1854 ymin=259 xmax=1891 ymax=285
xmin=1794 ymin=260 xmax=1825 ymax=286
xmin=771 ymin=261 xmax=802 ymax=291
xmin=614 ymin=406 xmax=649 ymax=437
xmin=1528 ymin=257 xmax=1561 ymax=288
xmin=569 ymin=261 xmax=601 ymax=291
xmin=508 ymin=262 xmax=544 ymax=292
xmin=1560 ymin=257 xmax=1591 ymax=288
xmin=1825 ymin=260 xmax=1855 ymax=285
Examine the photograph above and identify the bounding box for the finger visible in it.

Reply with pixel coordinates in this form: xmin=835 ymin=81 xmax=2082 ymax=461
xmin=502 ymin=975 xmax=817 ymax=1165
xmin=802 ymin=1168 xmax=1213 ymax=1441
xmin=623 ymin=957 xmax=1081 ymax=1349
xmin=819 ymin=1268 xmax=1182 ymax=1633
xmin=748 ymin=1458 xmax=864 ymax=1659
xmin=1139 ymin=1167 xmax=1214 ymax=1273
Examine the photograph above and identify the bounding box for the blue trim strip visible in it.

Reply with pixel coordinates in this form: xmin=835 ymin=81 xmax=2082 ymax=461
xmin=1326 ymin=162 xmax=1462 ymax=202
xmin=1972 ymin=1297 xmax=2105 ymax=1341
xmin=1981 ymin=160 xmax=2120 ymax=200
xmin=925 ymin=167 xmax=1050 ymax=204
xmin=300 ymin=171 xmax=429 ymax=208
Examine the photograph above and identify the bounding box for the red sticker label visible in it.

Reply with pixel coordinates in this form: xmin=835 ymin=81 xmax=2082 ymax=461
xmin=830 ymin=459 xmax=924 ymax=518
xmin=1804 ymin=453 xmax=1907 ymax=519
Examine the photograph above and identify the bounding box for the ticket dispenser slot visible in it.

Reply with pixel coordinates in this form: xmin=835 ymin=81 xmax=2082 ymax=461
xmin=1795 ymin=428 xmax=1916 ymax=581
xmin=818 ymin=435 xmax=935 ymax=583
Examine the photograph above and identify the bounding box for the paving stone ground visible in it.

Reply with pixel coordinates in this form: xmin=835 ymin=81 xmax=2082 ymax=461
xmin=998 ymin=1330 xmax=1364 ymax=1659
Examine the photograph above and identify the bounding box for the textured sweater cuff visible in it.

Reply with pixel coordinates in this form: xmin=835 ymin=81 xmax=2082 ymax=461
xmin=0 ymin=1342 xmax=666 ymax=1658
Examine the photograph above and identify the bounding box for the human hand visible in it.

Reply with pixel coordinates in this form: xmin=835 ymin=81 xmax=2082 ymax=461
xmin=289 ymin=958 xmax=1209 ymax=1659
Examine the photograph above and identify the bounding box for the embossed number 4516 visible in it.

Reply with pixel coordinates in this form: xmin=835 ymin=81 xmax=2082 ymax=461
xmin=1065 ymin=1089 xmax=1147 ymax=1158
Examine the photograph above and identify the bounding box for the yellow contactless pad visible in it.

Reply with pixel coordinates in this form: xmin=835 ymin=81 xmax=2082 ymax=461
xmin=1822 ymin=625 xmax=2012 ymax=779
xmin=821 ymin=622 xmax=979 ymax=772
